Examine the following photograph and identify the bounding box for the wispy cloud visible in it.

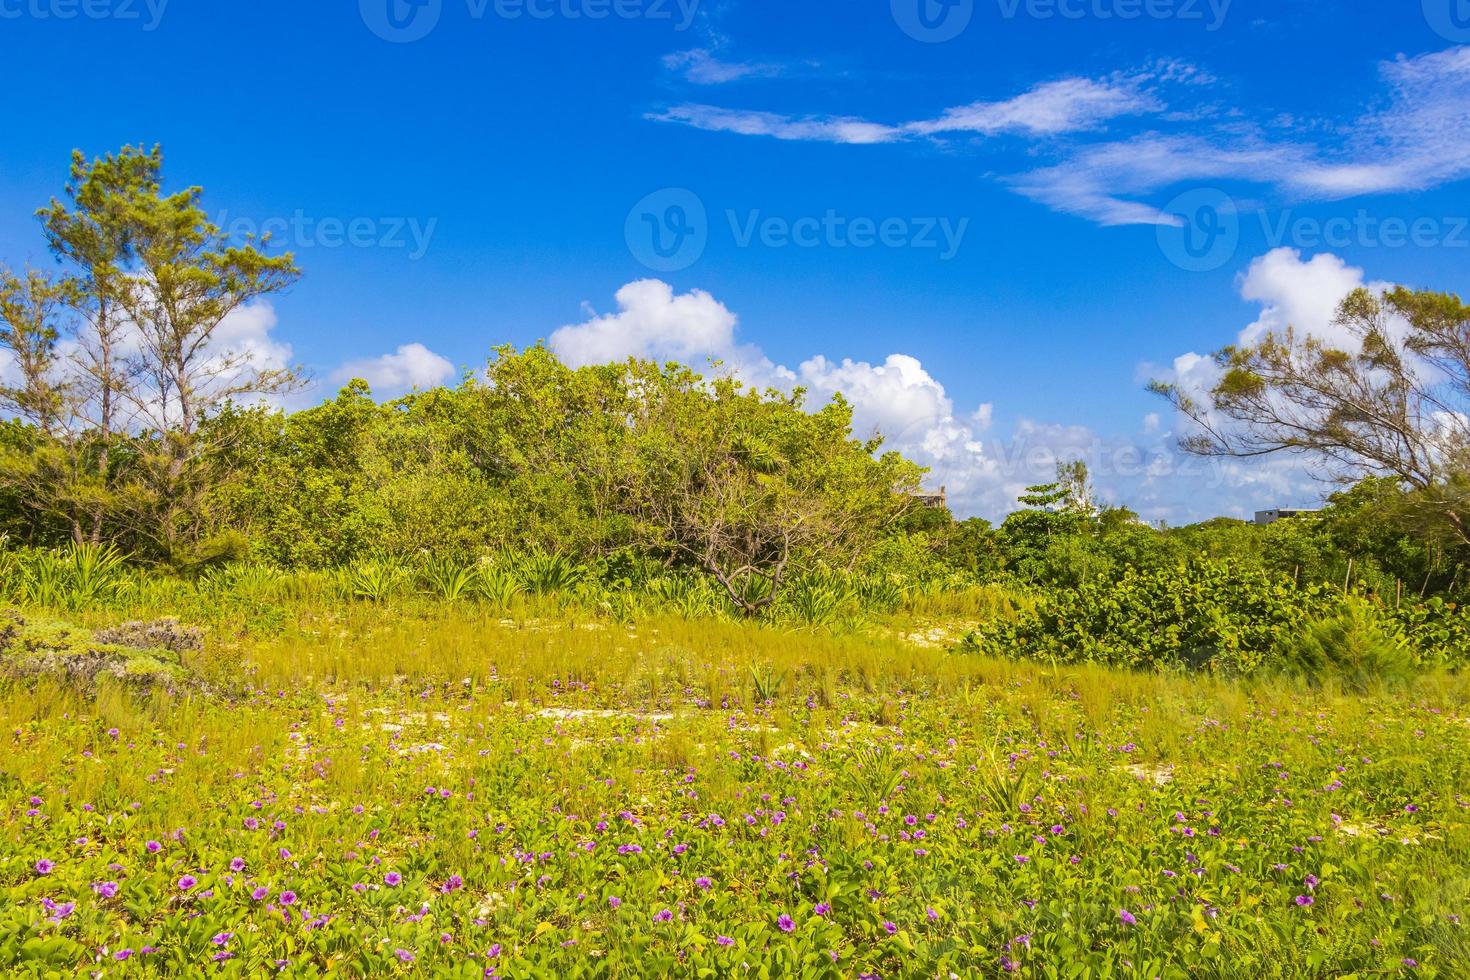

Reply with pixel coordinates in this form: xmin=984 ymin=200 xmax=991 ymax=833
xmin=1012 ymin=47 xmax=1470 ymax=225
xmin=1291 ymin=46 xmax=1470 ymax=197
xmin=1009 ymin=133 xmax=1305 ymax=225
xmin=651 ymin=104 xmax=904 ymax=144
xmin=652 ymin=48 xmax=1470 ymax=227
xmin=908 ymin=76 xmax=1163 ymax=137
xmin=662 ymin=48 xmax=783 ymax=85
xmin=652 ymin=71 xmax=1169 ymax=146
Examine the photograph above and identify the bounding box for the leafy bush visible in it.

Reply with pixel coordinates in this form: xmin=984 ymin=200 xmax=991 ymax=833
xmin=1388 ymin=596 xmax=1470 ymax=669
xmin=977 ymin=559 xmax=1332 ymax=675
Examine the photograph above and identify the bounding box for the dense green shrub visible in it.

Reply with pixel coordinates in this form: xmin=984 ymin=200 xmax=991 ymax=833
xmin=1389 ymin=596 xmax=1470 ymax=668
xmin=976 ymin=559 xmax=1334 ymax=674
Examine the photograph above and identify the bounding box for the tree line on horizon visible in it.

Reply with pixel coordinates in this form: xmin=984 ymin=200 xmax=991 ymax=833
xmin=2 ymin=145 xmax=1469 ymax=627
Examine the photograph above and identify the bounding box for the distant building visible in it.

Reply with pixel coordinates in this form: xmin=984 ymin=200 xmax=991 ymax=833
xmin=1254 ymin=508 xmax=1318 ymax=526
xmin=913 ymin=486 xmax=948 ymax=510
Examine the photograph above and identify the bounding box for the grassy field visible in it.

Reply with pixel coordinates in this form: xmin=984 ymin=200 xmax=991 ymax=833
xmin=2 ymin=605 xmax=1469 ymax=977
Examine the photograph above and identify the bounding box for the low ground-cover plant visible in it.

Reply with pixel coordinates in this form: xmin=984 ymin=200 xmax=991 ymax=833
xmin=0 ymin=612 xmax=196 ymax=695
xmin=1 ymin=610 xmax=1467 ymax=976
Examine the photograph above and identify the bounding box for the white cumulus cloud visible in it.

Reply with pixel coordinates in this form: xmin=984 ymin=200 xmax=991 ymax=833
xmin=332 ymin=343 xmax=456 ymax=395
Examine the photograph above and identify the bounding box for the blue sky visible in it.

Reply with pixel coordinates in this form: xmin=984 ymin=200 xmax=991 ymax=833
xmin=1 ymin=0 xmax=1467 ymax=522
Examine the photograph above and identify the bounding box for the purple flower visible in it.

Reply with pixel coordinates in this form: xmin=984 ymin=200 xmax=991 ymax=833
xmin=608 ymin=896 xmax=622 ymax=908
xmin=716 ymin=936 xmax=734 ymax=946
xmin=395 ymin=949 xmax=415 ymax=963
xmin=145 ymin=841 xmax=162 ymax=854
xmin=814 ymin=903 xmax=832 ymax=917
xmin=177 ymin=875 xmax=197 ymax=891
xmin=34 ymin=859 xmax=54 ymax=874
xmin=280 ymin=890 xmax=297 ymax=906
xmin=778 ymin=914 xmax=795 ymax=932
xmin=442 ymin=875 xmax=464 ymax=893
xmin=1295 ymin=895 xmax=1314 ymax=907
xmin=251 ymin=887 xmax=269 ymax=901
xmin=113 ymin=950 xmax=133 ymax=961
xmin=229 ymin=858 xmax=246 ymax=872
xmin=654 ymin=909 xmax=674 ymax=923
xmin=1119 ymin=909 xmax=1137 ymax=926
xmin=94 ymin=881 xmax=119 ymax=899
xmin=695 ymin=877 xmax=713 ymax=890
xmin=882 ymin=921 xmax=898 ymax=935
xmin=211 ymin=932 xmax=232 ymax=946
xmin=385 ymin=872 xmax=402 ymax=886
